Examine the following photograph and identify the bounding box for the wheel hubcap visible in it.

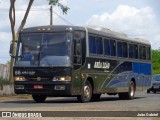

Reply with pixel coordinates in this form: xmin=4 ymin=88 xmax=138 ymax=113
xmin=84 ymin=85 xmax=90 ymax=99
xmin=130 ymin=84 xmax=134 ymax=97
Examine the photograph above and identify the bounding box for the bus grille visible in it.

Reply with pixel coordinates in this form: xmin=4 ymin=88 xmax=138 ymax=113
xmin=27 ymin=77 xmax=52 ymax=82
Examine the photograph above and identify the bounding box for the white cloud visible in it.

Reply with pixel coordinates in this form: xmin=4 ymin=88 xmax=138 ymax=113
xmin=153 ymin=34 xmax=160 ymax=49
xmin=14 ymin=5 xmax=53 ymax=29
xmin=0 ymin=32 xmax=11 ymax=63
xmin=86 ymin=5 xmax=160 ymax=49
xmin=87 ymin=5 xmax=157 ymax=36
xmin=0 ymin=2 xmax=160 ymax=64
xmin=60 ymin=0 xmax=68 ymax=5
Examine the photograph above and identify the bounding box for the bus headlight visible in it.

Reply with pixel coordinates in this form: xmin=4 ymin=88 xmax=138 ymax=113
xmin=59 ymin=77 xmax=65 ymax=81
xmin=52 ymin=76 xmax=71 ymax=81
xmin=14 ymin=76 xmax=26 ymax=81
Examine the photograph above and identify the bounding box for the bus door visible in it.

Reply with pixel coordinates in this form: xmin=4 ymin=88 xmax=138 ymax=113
xmin=72 ymin=31 xmax=83 ymax=94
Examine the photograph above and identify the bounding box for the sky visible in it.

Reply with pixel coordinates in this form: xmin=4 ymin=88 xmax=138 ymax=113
xmin=0 ymin=0 xmax=160 ymax=64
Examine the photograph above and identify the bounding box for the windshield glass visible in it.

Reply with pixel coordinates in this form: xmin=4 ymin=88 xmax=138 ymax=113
xmin=15 ymin=32 xmax=72 ymax=67
xmin=153 ymin=75 xmax=160 ymax=81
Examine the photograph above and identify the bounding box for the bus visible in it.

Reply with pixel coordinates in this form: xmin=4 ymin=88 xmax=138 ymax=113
xmin=10 ymin=25 xmax=152 ymax=103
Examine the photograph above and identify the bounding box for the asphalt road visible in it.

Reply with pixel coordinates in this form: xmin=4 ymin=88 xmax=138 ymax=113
xmin=0 ymin=91 xmax=159 ymax=119
xmin=0 ymin=91 xmax=160 ymax=111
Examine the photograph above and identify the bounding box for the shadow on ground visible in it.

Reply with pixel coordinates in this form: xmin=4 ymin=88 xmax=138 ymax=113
xmin=1 ymin=95 xmax=147 ymax=104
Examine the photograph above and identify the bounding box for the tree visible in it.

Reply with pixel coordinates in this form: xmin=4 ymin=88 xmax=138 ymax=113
xmin=9 ymin=0 xmax=69 ymax=81
xmin=49 ymin=0 xmax=69 ymax=14
xmin=6 ymin=60 xmax=11 ymax=65
xmin=152 ymin=49 xmax=160 ymax=74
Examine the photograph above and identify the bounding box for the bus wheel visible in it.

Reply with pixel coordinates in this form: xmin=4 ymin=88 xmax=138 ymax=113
xmin=119 ymin=81 xmax=135 ymax=100
xmin=91 ymin=94 xmax=101 ymax=101
xmin=77 ymin=81 xmax=92 ymax=103
xmin=153 ymin=90 xmax=156 ymax=93
xmin=147 ymin=89 xmax=150 ymax=93
xmin=32 ymin=95 xmax=47 ymax=103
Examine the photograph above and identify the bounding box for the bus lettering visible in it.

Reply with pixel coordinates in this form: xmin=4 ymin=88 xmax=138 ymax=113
xmin=94 ymin=62 xmax=110 ymax=69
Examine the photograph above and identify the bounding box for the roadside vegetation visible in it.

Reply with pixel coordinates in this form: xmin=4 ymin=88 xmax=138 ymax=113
xmin=152 ymin=49 xmax=160 ymax=74
xmin=0 ymin=77 xmax=12 ymax=85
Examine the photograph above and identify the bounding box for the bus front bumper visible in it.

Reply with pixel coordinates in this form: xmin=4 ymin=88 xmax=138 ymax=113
xmin=14 ymin=81 xmax=72 ymax=96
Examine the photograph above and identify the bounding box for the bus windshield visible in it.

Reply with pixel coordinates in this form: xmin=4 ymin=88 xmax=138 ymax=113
xmin=15 ymin=32 xmax=72 ymax=67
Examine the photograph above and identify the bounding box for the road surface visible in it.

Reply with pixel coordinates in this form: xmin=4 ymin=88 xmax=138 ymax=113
xmin=0 ymin=91 xmax=159 ymax=120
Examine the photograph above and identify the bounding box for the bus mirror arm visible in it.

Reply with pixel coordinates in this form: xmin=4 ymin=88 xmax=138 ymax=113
xmin=18 ymin=55 xmax=23 ymax=58
xmin=10 ymin=55 xmax=16 ymax=58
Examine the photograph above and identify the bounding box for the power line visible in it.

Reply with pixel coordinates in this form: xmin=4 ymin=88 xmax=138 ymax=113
xmin=52 ymin=10 xmax=73 ymax=25
xmin=0 ymin=8 xmax=49 ymax=11
xmin=0 ymin=8 xmax=74 ymax=25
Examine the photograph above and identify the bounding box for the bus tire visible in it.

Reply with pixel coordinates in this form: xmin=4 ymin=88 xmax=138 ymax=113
xmin=119 ymin=81 xmax=135 ymax=100
xmin=91 ymin=94 xmax=101 ymax=101
xmin=32 ymin=95 xmax=47 ymax=103
xmin=147 ymin=89 xmax=150 ymax=93
xmin=77 ymin=81 xmax=92 ymax=103
xmin=153 ymin=90 xmax=156 ymax=93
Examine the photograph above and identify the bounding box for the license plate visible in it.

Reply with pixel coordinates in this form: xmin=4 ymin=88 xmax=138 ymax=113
xmin=33 ymin=85 xmax=43 ymax=89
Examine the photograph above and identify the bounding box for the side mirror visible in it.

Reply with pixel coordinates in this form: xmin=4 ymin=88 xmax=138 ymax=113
xmin=74 ymin=31 xmax=85 ymax=39
xmin=74 ymin=31 xmax=81 ymax=39
xmin=9 ymin=41 xmax=17 ymax=58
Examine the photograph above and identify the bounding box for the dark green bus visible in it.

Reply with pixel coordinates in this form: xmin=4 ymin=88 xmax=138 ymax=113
xmin=11 ymin=25 xmax=152 ymax=103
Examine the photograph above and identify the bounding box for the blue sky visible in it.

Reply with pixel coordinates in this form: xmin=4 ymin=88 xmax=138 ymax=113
xmin=0 ymin=0 xmax=160 ymax=63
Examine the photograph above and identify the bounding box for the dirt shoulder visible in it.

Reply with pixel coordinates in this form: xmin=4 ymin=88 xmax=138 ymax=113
xmin=0 ymin=94 xmax=32 ymax=101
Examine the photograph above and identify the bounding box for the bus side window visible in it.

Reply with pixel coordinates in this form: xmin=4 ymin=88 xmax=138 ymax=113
xmin=74 ymin=39 xmax=81 ymax=56
xmin=146 ymin=47 xmax=151 ymax=60
xmin=129 ymin=44 xmax=134 ymax=58
xmin=143 ymin=46 xmax=146 ymax=60
xmin=104 ymin=39 xmax=110 ymax=56
xmin=74 ymin=39 xmax=81 ymax=64
xmin=123 ymin=42 xmax=128 ymax=58
xmin=117 ymin=42 xmax=123 ymax=57
xmin=96 ymin=37 xmax=103 ymax=54
xmin=139 ymin=46 xmax=143 ymax=60
xmin=73 ymin=32 xmax=82 ymax=70
xmin=117 ymin=42 xmax=127 ymax=58
xmin=110 ymin=40 xmax=116 ymax=56
xmin=133 ymin=44 xmax=138 ymax=59
xmin=89 ymin=36 xmax=96 ymax=54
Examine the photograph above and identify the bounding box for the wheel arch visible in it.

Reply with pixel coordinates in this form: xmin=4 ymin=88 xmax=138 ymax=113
xmin=85 ymin=76 xmax=94 ymax=91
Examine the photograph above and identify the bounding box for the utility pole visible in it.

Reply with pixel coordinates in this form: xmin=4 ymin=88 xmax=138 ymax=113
xmin=50 ymin=6 xmax=53 ymax=25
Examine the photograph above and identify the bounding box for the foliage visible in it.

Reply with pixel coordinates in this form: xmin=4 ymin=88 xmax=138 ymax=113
xmin=6 ymin=61 xmax=10 ymax=65
xmin=49 ymin=0 xmax=70 ymax=14
xmin=152 ymin=49 xmax=160 ymax=74
xmin=0 ymin=77 xmax=13 ymax=85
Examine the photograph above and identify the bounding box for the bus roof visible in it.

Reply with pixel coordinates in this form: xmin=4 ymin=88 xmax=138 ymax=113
xmin=21 ymin=25 xmax=150 ymax=46
xmin=21 ymin=25 xmax=85 ymax=33
xmin=86 ymin=25 xmax=150 ymax=45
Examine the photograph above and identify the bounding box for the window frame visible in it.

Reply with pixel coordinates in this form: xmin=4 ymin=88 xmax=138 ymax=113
xmin=104 ymin=38 xmax=111 ymax=56
xmin=117 ymin=41 xmax=128 ymax=58
xmin=89 ymin=34 xmax=103 ymax=55
xmin=88 ymin=33 xmax=151 ymax=62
